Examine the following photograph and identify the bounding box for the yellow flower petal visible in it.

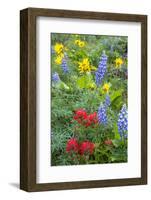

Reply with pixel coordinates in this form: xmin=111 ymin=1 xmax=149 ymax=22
xmin=78 ymin=58 xmax=91 ymax=73
xmin=55 ymin=53 xmax=64 ymax=65
xmin=75 ymin=40 xmax=80 ymax=45
xmin=102 ymin=83 xmax=110 ymax=93
xmin=74 ymin=39 xmax=85 ymax=47
xmin=79 ymin=41 xmax=85 ymax=47
xmin=115 ymin=58 xmax=123 ymax=68
xmin=54 ymin=43 xmax=64 ymax=54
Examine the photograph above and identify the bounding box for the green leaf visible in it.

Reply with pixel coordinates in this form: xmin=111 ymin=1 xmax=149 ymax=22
xmin=56 ymin=81 xmax=70 ymax=90
xmin=110 ymin=156 xmax=117 ymax=162
xmin=112 ymin=139 xmax=120 ymax=147
xmin=111 ymin=90 xmax=123 ymax=102
xmin=115 ymin=131 xmax=120 ymax=140
xmin=113 ymin=123 xmax=120 ymax=140
xmin=110 ymin=90 xmax=123 ymax=110
xmin=110 ymin=149 xmax=127 ymax=162
xmin=77 ymin=76 xmax=86 ymax=88
xmin=77 ymin=74 xmax=94 ymax=89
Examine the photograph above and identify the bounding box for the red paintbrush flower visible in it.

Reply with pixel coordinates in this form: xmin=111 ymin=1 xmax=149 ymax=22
xmin=79 ymin=141 xmax=95 ymax=155
xmin=87 ymin=112 xmax=97 ymax=121
xmin=66 ymin=138 xmax=79 ymax=153
xmin=86 ymin=112 xmax=98 ymax=125
xmin=73 ymin=109 xmax=87 ymax=120
xmin=73 ymin=109 xmax=98 ymax=127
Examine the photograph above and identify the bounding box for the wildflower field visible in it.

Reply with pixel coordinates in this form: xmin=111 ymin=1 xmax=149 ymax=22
xmin=51 ymin=33 xmax=128 ymax=166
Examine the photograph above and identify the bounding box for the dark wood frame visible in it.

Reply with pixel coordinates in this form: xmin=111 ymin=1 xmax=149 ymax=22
xmin=20 ymin=7 xmax=147 ymax=192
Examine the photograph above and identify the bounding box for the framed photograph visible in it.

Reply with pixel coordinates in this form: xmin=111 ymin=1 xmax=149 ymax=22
xmin=20 ymin=8 xmax=147 ymax=191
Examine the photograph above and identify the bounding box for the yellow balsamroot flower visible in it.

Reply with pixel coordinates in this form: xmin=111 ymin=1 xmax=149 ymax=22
xmin=78 ymin=58 xmax=91 ymax=73
xmin=102 ymin=83 xmax=110 ymax=93
xmin=75 ymin=39 xmax=80 ymax=45
xmin=55 ymin=53 xmax=64 ymax=65
xmin=115 ymin=58 xmax=123 ymax=68
xmin=54 ymin=43 xmax=64 ymax=54
xmin=78 ymin=41 xmax=85 ymax=47
xmin=75 ymin=39 xmax=85 ymax=47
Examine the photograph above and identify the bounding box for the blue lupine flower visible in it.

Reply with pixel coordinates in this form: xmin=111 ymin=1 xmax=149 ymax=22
xmin=61 ymin=58 xmax=69 ymax=73
xmin=52 ymin=72 xmax=60 ymax=83
xmin=95 ymin=52 xmax=107 ymax=86
xmin=97 ymin=103 xmax=107 ymax=125
xmin=117 ymin=104 xmax=128 ymax=139
xmin=105 ymin=94 xmax=110 ymax=107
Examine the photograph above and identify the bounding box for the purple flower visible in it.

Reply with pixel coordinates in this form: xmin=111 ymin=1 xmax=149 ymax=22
xmin=105 ymin=94 xmax=110 ymax=107
xmin=97 ymin=103 xmax=107 ymax=125
xmin=95 ymin=52 xmax=107 ymax=86
xmin=117 ymin=104 xmax=128 ymax=139
xmin=61 ymin=58 xmax=69 ymax=73
xmin=52 ymin=72 xmax=60 ymax=83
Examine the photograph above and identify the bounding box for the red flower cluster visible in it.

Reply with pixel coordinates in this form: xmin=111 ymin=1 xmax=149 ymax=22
xmin=66 ymin=138 xmax=95 ymax=155
xmin=73 ymin=109 xmax=98 ymax=127
xmin=73 ymin=109 xmax=87 ymax=121
xmin=79 ymin=141 xmax=95 ymax=155
xmin=66 ymin=138 xmax=79 ymax=153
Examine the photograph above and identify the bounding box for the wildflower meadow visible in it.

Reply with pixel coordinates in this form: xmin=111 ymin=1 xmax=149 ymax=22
xmin=51 ymin=33 xmax=128 ymax=166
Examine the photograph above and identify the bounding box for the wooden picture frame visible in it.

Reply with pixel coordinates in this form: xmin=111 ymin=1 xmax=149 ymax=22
xmin=20 ymin=7 xmax=147 ymax=192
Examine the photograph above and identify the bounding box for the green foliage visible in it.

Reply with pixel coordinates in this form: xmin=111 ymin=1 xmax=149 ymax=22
xmin=111 ymin=89 xmax=124 ymax=110
xmin=77 ymin=74 xmax=94 ymax=89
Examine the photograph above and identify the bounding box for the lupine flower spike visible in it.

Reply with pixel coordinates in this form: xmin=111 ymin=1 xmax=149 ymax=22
xmin=61 ymin=58 xmax=69 ymax=73
xmin=97 ymin=103 xmax=107 ymax=125
xmin=105 ymin=94 xmax=110 ymax=108
xmin=117 ymin=104 xmax=128 ymax=139
xmin=52 ymin=72 xmax=60 ymax=83
xmin=95 ymin=51 xmax=108 ymax=86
